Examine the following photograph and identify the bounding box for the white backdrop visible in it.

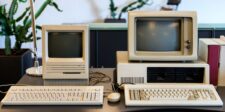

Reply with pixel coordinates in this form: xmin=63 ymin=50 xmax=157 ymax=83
xmin=1 ymin=0 xmax=225 ymax=57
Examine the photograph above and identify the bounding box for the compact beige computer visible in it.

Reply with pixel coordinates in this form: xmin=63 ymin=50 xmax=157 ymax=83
xmin=42 ymin=25 xmax=89 ymax=85
xmin=128 ymin=11 xmax=197 ymax=61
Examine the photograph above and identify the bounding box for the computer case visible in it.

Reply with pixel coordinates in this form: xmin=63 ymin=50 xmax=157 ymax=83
xmin=117 ymin=51 xmax=209 ymax=84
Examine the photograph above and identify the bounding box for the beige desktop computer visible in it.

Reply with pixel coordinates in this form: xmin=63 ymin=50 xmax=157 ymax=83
xmin=117 ymin=11 xmax=209 ymax=84
xmin=116 ymin=11 xmax=222 ymax=106
xmin=42 ymin=25 xmax=89 ymax=85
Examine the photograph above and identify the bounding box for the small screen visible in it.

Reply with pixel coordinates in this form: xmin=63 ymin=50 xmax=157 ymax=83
xmin=136 ymin=18 xmax=181 ymax=51
xmin=48 ymin=32 xmax=83 ymax=58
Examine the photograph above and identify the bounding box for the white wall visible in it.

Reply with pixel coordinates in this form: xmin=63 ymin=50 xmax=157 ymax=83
xmin=179 ymin=0 xmax=225 ymax=23
xmin=1 ymin=0 xmax=225 ymax=57
xmin=26 ymin=0 xmax=167 ymax=25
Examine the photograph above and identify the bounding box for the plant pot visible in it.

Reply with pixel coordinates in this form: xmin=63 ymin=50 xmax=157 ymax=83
xmin=104 ymin=18 xmax=126 ymax=23
xmin=0 ymin=49 xmax=32 ymax=100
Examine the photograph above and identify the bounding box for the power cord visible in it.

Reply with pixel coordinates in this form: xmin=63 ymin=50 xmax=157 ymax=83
xmin=89 ymin=71 xmax=111 ymax=86
xmin=114 ymin=82 xmax=135 ymax=91
xmin=111 ymin=83 xmax=118 ymax=92
xmin=0 ymin=84 xmax=30 ymax=94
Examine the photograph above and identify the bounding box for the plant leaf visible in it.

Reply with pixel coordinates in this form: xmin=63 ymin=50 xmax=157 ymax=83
xmin=36 ymin=25 xmax=42 ymax=30
xmin=0 ymin=5 xmax=6 ymax=15
xmin=118 ymin=0 xmax=149 ymax=19
xmin=5 ymin=35 xmax=12 ymax=55
xmin=49 ymin=2 xmax=63 ymax=12
xmin=27 ymin=32 xmax=32 ymax=39
xmin=18 ymin=0 xmax=28 ymax=3
xmin=0 ymin=13 xmax=13 ymax=35
xmin=16 ymin=7 xmax=30 ymax=22
xmin=23 ymin=14 xmax=30 ymax=25
xmin=25 ymin=0 xmax=62 ymax=27
xmin=9 ymin=0 xmax=18 ymax=20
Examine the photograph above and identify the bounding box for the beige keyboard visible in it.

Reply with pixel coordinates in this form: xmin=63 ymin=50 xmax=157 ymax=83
xmin=1 ymin=86 xmax=104 ymax=105
xmin=124 ymin=84 xmax=223 ymax=106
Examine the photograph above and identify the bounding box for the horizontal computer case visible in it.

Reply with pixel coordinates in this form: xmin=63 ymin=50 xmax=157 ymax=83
xmin=116 ymin=51 xmax=209 ymax=84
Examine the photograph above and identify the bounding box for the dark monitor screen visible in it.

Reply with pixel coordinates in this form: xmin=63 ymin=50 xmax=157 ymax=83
xmin=48 ymin=32 xmax=83 ymax=58
xmin=136 ymin=18 xmax=181 ymax=51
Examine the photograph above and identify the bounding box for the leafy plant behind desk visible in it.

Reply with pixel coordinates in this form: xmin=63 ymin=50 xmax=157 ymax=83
xmin=0 ymin=0 xmax=62 ymax=55
xmin=109 ymin=0 xmax=151 ymax=20
xmin=109 ymin=0 xmax=118 ymax=19
xmin=118 ymin=0 xmax=150 ymax=19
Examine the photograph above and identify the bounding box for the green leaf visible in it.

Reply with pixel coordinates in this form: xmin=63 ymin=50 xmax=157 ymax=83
xmin=23 ymin=14 xmax=30 ymax=25
xmin=22 ymin=34 xmax=33 ymax=42
xmin=118 ymin=0 xmax=149 ymax=19
xmin=36 ymin=25 xmax=42 ymax=30
xmin=0 ymin=13 xmax=13 ymax=35
xmin=18 ymin=0 xmax=28 ymax=3
xmin=0 ymin=14 xmax=6 ymax=35
xmin=121 ymin=7 xmax=128 ymax=12
xmin=25 ymin=0 xmax=62 ymax=27
xmin=49 ymin=2 xmax=63 ymax=12
xmin=11 ymin=19 xmax=17 ymax=35
xmin=5 ymin=35 xmax=11 ymax=55
xmin=9 ymin=0 xmax=18 ymax=20
xmin=0 ymin=5 xmax=6 ymax=15
xmin=16 ymin=7 xmax=30 ymax=22
xmin=4 ymin=0 xmax=62 ymax=50
xmin=27 ymin=32 xmax=32 ymax=38
xmin=109 ymin=0 xmax=117 ymax=18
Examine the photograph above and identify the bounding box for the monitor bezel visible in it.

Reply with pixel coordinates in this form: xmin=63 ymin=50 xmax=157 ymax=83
xmin=42 ymin=25 xmax=89 ymax=63
xmin=135 ymin=17 xmax=184 ymax=54
xmin=47 ymin=31 xmax=83 ymax=58
xmin=128 ymin=11 xmax=197 ymax=61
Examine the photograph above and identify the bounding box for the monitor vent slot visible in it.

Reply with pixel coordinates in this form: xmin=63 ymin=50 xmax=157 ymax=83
xmin=121 ymin=77 xmax=144 ymax=83
xmin=46 ymin=65 xmax=85 ymax=74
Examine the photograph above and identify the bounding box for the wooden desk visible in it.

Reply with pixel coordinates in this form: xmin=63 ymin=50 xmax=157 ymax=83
xmin=1 ymin=68 xmax=225 ymax=112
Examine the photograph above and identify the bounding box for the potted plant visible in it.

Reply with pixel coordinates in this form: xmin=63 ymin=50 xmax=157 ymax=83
xmin=0 ymin=0 xmax=62 ymax=90
xmin=105 ymin=0 xmax=151 ymax=23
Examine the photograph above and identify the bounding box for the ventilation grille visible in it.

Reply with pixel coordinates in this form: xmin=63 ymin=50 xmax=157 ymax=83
xmin=121 ymin=77 xmax=144 ymax=84
xmin=46 ymin=65 xmax=85 ymax=74
xmin=44 ymin=79 xmax=88 ymax=86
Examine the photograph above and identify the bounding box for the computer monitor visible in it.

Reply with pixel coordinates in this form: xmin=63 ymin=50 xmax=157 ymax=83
xmin=128 ymin=11 xmax=197 ymax=61
xmin=42 ymin=25 xmax=89 ymax=85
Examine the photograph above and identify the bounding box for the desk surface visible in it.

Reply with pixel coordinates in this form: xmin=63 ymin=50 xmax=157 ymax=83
xmin=1 ymin=68 xmax=225 ymax=112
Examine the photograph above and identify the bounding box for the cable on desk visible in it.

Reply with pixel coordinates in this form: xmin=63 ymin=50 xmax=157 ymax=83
xmin=111 ymin=83 xmax=117 ymax=92
xmin=114 ymin=82 xmax=135 ymax=91
xmin=89 ymin=71 xmax=111 ymax=86
xmin=0 ymin=90 xmax=7 ymax=94
xmin=0 ymin=84 xmax=30 ymax=94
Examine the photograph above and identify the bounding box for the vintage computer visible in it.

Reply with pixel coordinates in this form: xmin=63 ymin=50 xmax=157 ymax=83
xmin=1 ymin=25 xmax=105 ymax=105
xmin=117 ymin=11 xmax=223 ymax=106
xmin=117 ymin=11 xmax=208 ymax=85
xmin=1 ymin=2 xmax=104 ymax=105
xmin=42 ymin=25 xmax=89 ymax=85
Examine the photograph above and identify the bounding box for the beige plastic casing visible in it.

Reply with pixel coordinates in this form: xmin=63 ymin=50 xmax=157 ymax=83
xmin=42 ymin=25 xmax=89 ymax=85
